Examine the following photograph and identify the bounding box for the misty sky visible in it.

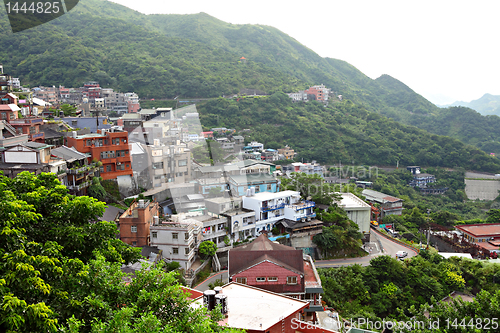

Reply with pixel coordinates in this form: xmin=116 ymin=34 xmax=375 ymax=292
xmin=110 ymin=0 xmax=500 ymax=105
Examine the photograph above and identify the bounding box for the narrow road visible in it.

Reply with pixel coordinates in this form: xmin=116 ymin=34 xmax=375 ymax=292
xmin=315 ymin=228 xmax=417 ymax=268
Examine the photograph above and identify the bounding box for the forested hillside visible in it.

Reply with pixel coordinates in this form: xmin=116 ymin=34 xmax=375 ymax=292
xmin=197 ymin=93 xmax=500 ymax=172
xmin=3 ymin=0 xmax=500 ymax=157
xmin=0 ymin=1 xmax=303 ymax=97
xmin=409 ymin=106 xmax=500 ymax=155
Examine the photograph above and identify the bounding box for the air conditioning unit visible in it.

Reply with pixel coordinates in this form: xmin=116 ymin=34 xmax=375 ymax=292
xmin=117 ymin=162 xmax=122 ymax=165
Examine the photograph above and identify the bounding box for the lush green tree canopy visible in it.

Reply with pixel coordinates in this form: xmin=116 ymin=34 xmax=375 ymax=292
xmin=0 ymin=172 xmax=240 ymax=332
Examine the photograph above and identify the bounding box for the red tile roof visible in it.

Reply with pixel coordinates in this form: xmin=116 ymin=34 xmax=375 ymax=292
xmin=229 ymin=235 xmax=303 ymax=277
xmin=456 ymin=223 xmax=500 ymax=237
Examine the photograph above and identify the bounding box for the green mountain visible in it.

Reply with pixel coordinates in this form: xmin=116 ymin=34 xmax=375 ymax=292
xmin=447 ymin=93 xmax=500 ymax=116
xmin=199 ymin=94 xmax=500 ymax=172
xmin=2 ymin=0 xmax=500 ymax=164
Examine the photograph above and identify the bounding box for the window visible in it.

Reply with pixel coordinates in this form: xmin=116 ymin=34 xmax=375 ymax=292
xmin=1 ymin=112 xmax=6 ymax=120
xmin=185 ymin=233 xmax=189 ymax=240
xmin=172 ymin=233 xmax=178 ymax=239
xmin=256 ymin=277 xmax=266 ymax=282
xmin=152 ymin=231 xmax=157 ymax=238
xmin=132 ymin=241 xmax=137 ymax=246
xmin=185 ymin=248 xmax=190 ymax=255
xmin=131 ymin=226 xmax=137 ymax=233
xmin=178 ymin=159 xmax=187 ymax=167
xmin=106 ymin=165 xmax=112 ymax=172
xmin=152 ymin=162 xmax=163 ymax=169
xmin=172 ymin=248 xmax=178 ymax=254
xmin=268 ymin=277 xmax=278 ymax=282
xmin=235 ymin=277 xmax=247 ymax=284
xmin=287 ymin=276 xmax=297 ymax=285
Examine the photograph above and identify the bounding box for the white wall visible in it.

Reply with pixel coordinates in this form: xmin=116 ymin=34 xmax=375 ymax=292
xmin=4 ymin=151 xmax=37 ymax=164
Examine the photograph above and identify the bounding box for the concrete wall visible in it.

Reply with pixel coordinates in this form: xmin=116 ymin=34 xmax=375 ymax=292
xmin=465 ymin=179 xmax=500 ymax=201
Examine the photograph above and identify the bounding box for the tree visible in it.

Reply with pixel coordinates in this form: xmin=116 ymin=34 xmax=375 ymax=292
xmin=88 ymin=177 xmax=107 ymax=201
xmin=281 ymin=172 xmax=341 ymax=204
xmin=0 ymin=172 xmax=239 ymax=332
xmin=199 ymin=241 xmax=217 ymax=258
xmin=60 ymin=104 xmax=77 ymax=117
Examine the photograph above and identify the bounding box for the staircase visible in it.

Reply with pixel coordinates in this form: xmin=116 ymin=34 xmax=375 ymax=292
xmin=212 ymin=253 xmax=221 ymax=272
xmin=2 ymin=120 xmax=17 ymax=136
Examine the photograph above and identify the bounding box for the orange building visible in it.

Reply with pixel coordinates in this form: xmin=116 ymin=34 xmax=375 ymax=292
xmin=118 ymin=199 xmax=159 ymax=247
xmin=65 ymin=129 xmax=133 ymax=180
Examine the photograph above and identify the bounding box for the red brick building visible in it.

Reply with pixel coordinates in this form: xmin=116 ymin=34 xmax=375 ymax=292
xmin=83 ymin=81 xmax=101 ymax=100
xmin=1 ymin=92 xmax=44 ymax=142
xmin=118 ymin=199 xmax=159 ymax=247
xmin=65 ymin=129 xmax=133 ymax=180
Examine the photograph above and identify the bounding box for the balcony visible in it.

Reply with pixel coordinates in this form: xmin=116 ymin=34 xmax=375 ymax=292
xmin=261 ymin=202 xmax=285 ymax=212
xmin=288 ymin=200 xmax=315 ymax=211
xmin=67 ymin=181 xmax=90 ymax=191
xmin=67 ymin=165 xmax=98 ymax=175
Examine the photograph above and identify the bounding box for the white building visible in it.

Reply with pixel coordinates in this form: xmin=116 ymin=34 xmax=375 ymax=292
xmin=242 ymin=190 xmax=316 ymax=234
xmin=149 ymin=216 xmax=202 ymax=270
xmin=288 ymin=91 xmax=308 ymax=102
xmin=335 ymin=192 xmax=371 ymax=241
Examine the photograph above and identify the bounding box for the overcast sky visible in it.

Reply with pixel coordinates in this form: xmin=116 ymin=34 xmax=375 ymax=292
xmin=109 ymin=0 xmax=500 ymax=105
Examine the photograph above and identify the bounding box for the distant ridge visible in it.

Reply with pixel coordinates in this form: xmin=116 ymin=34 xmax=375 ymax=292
xmin=442 ymin=93 xmax=500 ymax=116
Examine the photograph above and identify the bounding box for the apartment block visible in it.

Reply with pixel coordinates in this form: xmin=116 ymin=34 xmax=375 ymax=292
xmin=65 ymin=128 xmax=133 ymax=181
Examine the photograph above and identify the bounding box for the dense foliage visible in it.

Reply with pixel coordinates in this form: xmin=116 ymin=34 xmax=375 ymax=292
xmin=0 ymin=172 xmax=240 ymax=332
xmin=3 ymin=0 xmax=500 ymax=157
xmin=198 ymin=94 xmax=500 ymax=172
xmin=318 ymin=252 xmax=500 ymax=326
xmin=313 ymin=206 xmax=364 ymax=258
xmin=0 ymin=1 xmax=303 ymax=99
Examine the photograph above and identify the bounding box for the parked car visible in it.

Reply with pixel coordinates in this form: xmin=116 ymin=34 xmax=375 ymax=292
xmin=396 ymin=250 xmax=408 ymax=259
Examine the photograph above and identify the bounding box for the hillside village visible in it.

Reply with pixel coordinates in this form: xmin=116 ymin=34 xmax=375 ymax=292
xmin=2 ymin=65 xmax=500 ymax=333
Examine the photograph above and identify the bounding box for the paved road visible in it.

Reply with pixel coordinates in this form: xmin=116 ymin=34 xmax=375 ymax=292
xmin=315 ymin=228 xmax=417 ymax=268
xmin=195 ymin=270 xmax=229 ymax=291
xmin=195 ymin=228 xmax=418 ymax=290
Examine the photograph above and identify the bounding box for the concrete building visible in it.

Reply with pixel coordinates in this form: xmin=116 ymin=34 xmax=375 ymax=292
xmin=149 ymin=215 xmax=202 ymax=270
xmin=407 ymin=165 xmax=436 ymax=188
xmin=242 ymin=190 xmax=316 ymax=234
xmin=335 ymin=192 xmax=371 ymax=242
xmin=362 ymin=189 xmax=403 ymax=218
xmin=278 ymin=145 xmax=296 ymax=160
xmin=228 ymin=173 xmax=280 ymax=197
xmin=0 ymin=142 xmax=66 ymax=182
xmin=51 ymin=145 xmax=98 ymax=195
